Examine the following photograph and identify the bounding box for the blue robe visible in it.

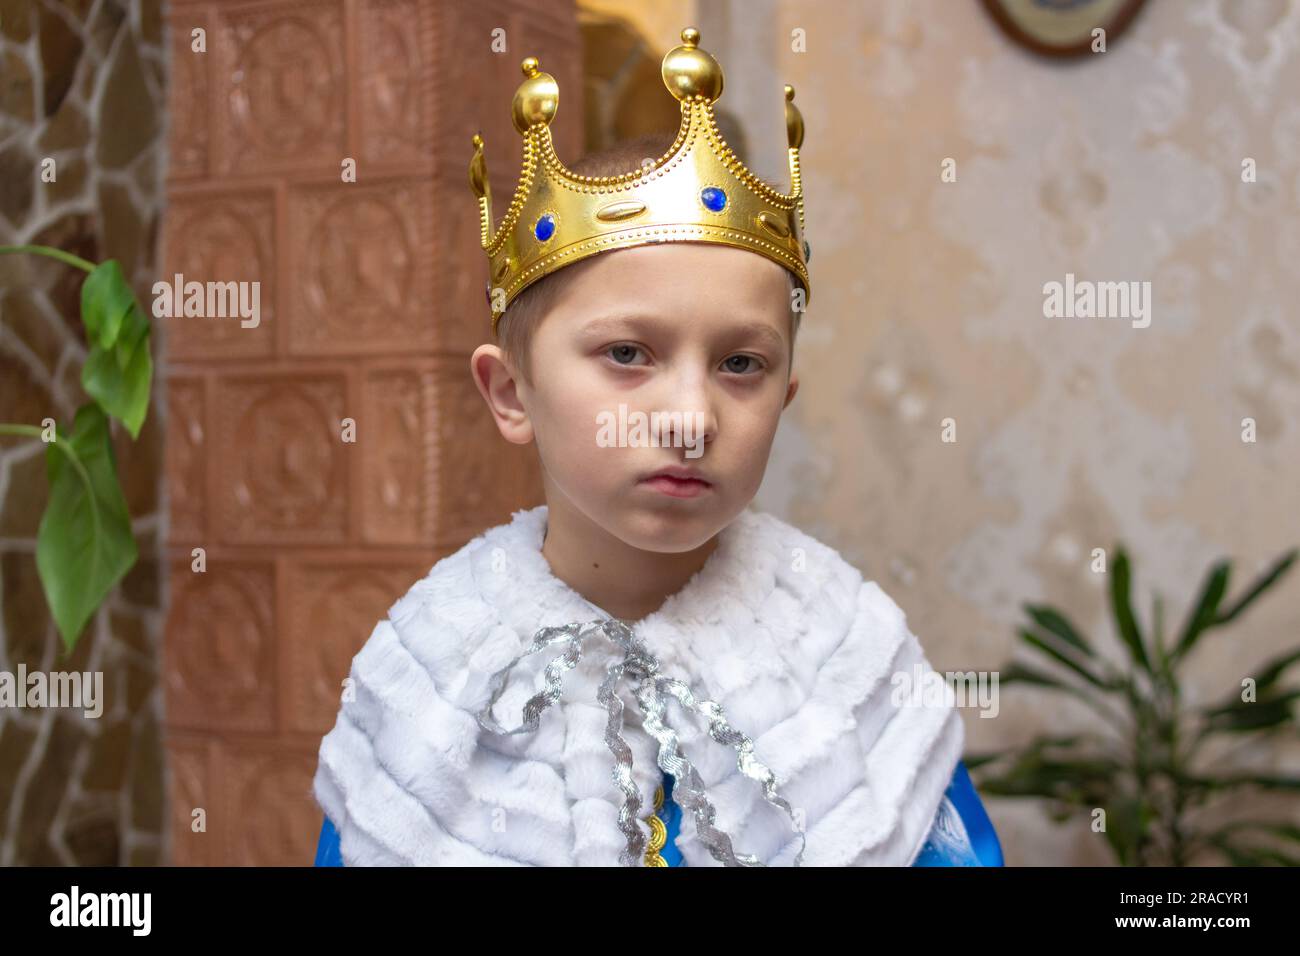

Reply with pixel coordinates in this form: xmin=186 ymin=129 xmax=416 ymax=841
xmin=314 ymin=759 xmax=1002 ymax=867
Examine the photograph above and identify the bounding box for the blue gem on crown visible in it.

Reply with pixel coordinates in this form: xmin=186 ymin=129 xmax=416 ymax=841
xmin=700 ymin=186 xmax=727 ymax=212
xmin=534 ymin=213 xmax=556 ymax=241
xmin=803 ymin=240 xmax=811 ymax=262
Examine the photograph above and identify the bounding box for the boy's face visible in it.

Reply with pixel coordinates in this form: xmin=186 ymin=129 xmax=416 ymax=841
xmin=498 ymin=242 xmax=799 ymax=553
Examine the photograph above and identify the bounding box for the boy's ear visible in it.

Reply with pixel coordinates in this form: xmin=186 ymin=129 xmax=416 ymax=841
xmin=470 ymin=345 xmax=534 ymax=445
xmin=783 ymin=372 xmax=799 ymax=409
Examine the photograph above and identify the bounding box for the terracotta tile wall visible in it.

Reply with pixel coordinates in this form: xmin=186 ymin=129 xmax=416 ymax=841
xmin=161 ymin=0 xmax=577 ymax=865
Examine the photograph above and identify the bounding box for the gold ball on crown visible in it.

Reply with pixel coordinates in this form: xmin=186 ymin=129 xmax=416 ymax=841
xmin=511 ymin=56 xmax=559 ymax=133
xmin=661 ymin=27 xmax=723 ymax=103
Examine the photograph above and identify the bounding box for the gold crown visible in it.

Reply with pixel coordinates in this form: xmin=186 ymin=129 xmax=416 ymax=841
xmin=469 ymin=26 xmax=811 ymax=337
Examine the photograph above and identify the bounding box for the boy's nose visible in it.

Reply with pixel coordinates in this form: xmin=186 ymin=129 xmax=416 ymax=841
xmin=654 ymin=378 xmax=717 ymax=448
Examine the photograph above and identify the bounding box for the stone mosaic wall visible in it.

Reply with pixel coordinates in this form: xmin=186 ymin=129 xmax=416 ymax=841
xmin=0 ymin=0 xmax=167 ymax=866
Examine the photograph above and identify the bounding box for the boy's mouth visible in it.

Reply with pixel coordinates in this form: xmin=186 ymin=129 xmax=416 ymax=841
xmin=638 ymin=466 xmax=713 ymax=499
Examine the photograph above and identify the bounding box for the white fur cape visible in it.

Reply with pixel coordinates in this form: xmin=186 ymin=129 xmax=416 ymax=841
xmin=312 ymin=504 xmax=964 ymax=866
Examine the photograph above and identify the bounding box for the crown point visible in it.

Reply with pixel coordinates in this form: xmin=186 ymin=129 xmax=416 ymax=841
xmin=472 ymin=133 xmax=484 ymax=147
xmin=785 ymin=85 xmax=805 ymax=149
xmin=662 ymin=28 xmax=723 ymax=103
xmin=512 ymin=60 xmax=559 ymax=132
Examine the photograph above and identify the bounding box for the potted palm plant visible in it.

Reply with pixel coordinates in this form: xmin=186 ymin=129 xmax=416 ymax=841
xmin=969 ymin=545 xmax=1299 ymax=865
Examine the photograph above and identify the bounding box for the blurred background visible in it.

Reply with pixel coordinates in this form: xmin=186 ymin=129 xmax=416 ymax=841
xmin=0 ymin=0 xmax=1296 ymax=866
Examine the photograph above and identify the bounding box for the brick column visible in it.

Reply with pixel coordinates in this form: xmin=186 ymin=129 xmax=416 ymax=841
xmin=162 ymin=0 xmax=578 ymax=866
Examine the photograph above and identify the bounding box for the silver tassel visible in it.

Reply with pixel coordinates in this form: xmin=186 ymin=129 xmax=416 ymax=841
xmin=476 ymin=618 xmax=807 ymax=867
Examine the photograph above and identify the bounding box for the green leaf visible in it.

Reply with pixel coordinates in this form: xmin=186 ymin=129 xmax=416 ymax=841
xmin=1173 ymin=558 xmax=1229 ymax=661
xmin=1018 ymin=628 xmax=1113 ymax=688
xmin=35 ymin=403 xmax=138 ymax=653
xmin=1152 ymin=592 xmax=1167 ymax=670
xmin=1000 ymin=660 xmax=1077 ymax=687
xmin=80 ymin=259 xmax=136 ymax=349
xmin=976 ymin=753 xmax=1120 ymax=803
xmin=1110 ymin=548 xmax=1152 ymax=673
xmin=1023 ymin=603 xmax=1094 ymax=656
xmin=1214 ymin=549 xmax=1298 ymax=627
xmin=1254 ymin=645 xmax=1300 ymax=692
xmin=1179 ymin=772 xmax=1300 ymax=795
xmin=81 ymin=286 xmax=152 ymax=439
xmin=970 ymin=735 xmax=1121 ymax=804
xmin=1199 ymin=690 xmax=1300 ymax=734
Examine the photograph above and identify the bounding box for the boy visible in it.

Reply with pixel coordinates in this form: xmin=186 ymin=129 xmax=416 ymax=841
xmin=312 ymin=27 xmax=1002 ymax=867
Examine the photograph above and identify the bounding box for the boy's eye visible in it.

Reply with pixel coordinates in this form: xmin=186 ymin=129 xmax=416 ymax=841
xmin=722 ymin=354 xmax=763 ymax=374
xmin=606 ymin=343 xmax=647 ymax=365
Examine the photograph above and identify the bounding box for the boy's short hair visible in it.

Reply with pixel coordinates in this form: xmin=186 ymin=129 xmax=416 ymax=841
xmin=496 ymin=132 xmax=803 ymax=386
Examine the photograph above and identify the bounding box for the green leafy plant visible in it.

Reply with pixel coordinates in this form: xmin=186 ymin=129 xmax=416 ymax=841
xmin=968 ymin=545 xmax=1299 ymax=866
xmin=0 ymin=245 xmax=153 ymax=656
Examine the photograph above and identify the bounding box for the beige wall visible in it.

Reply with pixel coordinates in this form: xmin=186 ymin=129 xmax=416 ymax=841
xmin=580 ymin=0 xmax=1300 ymax=865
